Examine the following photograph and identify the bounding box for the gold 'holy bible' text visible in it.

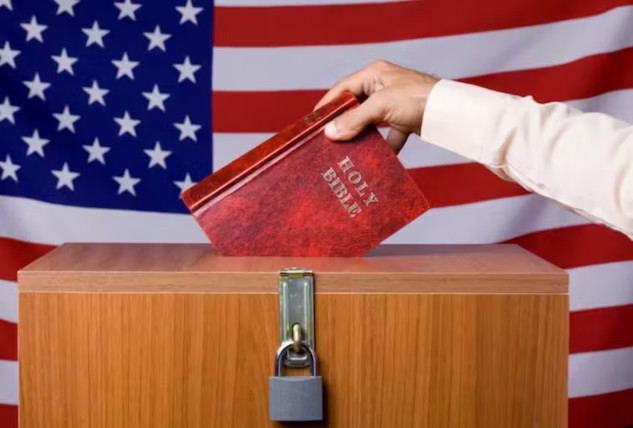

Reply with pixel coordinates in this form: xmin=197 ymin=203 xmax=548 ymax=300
xmin=321 ymin=156 xmax=379 ymax=218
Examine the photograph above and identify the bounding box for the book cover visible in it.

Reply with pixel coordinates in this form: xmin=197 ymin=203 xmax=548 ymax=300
xmin=182 ymin=90 xmax=431 ymax=256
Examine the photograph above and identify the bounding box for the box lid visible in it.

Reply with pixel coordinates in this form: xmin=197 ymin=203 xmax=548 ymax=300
xmin=18 ymin=243 xmax=567 ymax=294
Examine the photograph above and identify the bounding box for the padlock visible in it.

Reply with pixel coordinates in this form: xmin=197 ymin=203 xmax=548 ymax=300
xmin=269 ymin=340 xmax=323 ymax=422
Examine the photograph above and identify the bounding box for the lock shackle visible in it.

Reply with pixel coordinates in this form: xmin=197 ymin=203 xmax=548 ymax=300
xmin=275 ymin=341 xmax=318 ymax=377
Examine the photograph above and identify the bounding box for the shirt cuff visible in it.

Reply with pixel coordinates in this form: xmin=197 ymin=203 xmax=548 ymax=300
xmin=420 ymin=79 xmax=518 ymax=163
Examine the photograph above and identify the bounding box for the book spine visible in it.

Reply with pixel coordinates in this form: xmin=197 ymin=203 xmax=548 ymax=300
xmin=183 ymin=91 xmax=359 ymax=213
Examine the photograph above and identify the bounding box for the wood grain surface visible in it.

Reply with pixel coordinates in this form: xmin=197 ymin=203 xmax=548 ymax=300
xmin=18 ymin=243 xmax=567 ymax=293
xmin=19 ymin=293 xmax=568 ymax=427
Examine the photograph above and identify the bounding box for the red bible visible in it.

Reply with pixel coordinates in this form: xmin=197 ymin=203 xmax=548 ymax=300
xmin=182 ymin=91 xmax=431 ymax=256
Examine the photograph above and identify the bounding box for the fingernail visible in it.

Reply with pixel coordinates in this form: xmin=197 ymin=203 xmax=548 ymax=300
xmin=324 ymin=121 xmax=339 ymax=139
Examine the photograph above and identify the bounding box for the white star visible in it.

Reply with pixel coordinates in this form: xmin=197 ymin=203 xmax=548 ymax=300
xmin=114 ymin=111 xmax=140 ymax=137
xmin=52 ymin=48 xmax=77 ymax=75
xmin=0 ymin=41 xmax=20 ymax=69
xmin=143 ymin=25 xmax=171 ymax=51
xmin=174 ymin=115 xmax=201 ymax=142
xmin=22 ymin=129 xmax=50 ymax=157
xmin=82 ymin=138 xmax=110 ymax=164
xmin=176 ymin=0 xmax=203 ymax=25
xmin=144 ymin=141 xmax=172 ymax=169
xmin=174 ymin=56 xmax=200 ymax=83
xmin=82 ymin=80 xmax=109 ymax=106
xmin=82 ymin=21 xmax=109 ymax=47
xmin=54 ymin=0 xmax=80 ymax=16
xmin=21 ymin=15 xmax=47 ymax=43
xmin=0 ymin=155 xmax=20 ymax=182
xmin=112 ymin=52 xmax=139 ymax=80
xmin=53 ymin=105 xmax=80 ymax=133
xmin=174 ymin=173 xmax=195 ymax=196
xmin=52 ymin=162 xmax=80 ymax=191
xmin=114 ymin=0 xmax=141 ymax=21
xmin=0 ymin=97 xmax=19 ymax=124
xmin=142 ymin=84 xmax=169 ymax=111
xmin=113 ymin=169 xmax=140 ymax=196
xmin=23 ymin=73 xmax=51 ymax=101
xmin=0 ymin=0 xmax=12 ymax=11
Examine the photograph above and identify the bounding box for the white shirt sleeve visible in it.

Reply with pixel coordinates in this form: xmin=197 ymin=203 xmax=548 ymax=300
xmin=420 ymin=79 xmax=633 ymax=240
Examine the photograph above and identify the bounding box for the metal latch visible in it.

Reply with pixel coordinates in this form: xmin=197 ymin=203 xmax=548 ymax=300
xmin=278 ymin=268 xmax=315 ymax=368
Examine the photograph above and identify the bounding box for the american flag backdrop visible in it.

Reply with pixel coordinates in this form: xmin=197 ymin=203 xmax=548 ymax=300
xmin=1 ymin=0 xmax=633 ymax=426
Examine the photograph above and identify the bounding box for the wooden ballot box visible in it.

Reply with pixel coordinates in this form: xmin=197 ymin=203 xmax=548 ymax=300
xmin=17 ymin=243 xmax=568 ymax=427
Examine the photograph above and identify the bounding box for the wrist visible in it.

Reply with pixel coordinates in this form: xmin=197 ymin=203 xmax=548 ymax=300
xmin=418 ymin=76 xmax=440 ymax=129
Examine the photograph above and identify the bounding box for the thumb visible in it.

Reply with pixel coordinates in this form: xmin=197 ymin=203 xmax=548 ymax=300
xmin=324 ymin=94 xmax=386 ymax=141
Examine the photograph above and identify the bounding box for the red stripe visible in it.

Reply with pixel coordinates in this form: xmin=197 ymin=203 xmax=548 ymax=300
xmin=214 ymin=1 xmax=632 ymax=47
xmin=0 ymin=319 xmax=16 ymax=361
xmin=463 ymin=46 xmax=633 ymax=103
xmin=212 ymin=47 xmax=633 ymax=133
xmin=0 ymin=237 xmax=55 ymax=282
xmin=504 ymin=224 xmax=633 ymax=269
xmin=408 ymin=163 xmax=528 ymax=207
xmin=569 ymin=388 xmax=633 ymax=428
xmin=0 ymin=404 xmax=17 ymax=428
xmin=571 ymin=305 xmax=633 ymax=353
xmin=213 ymin=90 xmax=321 ymax=133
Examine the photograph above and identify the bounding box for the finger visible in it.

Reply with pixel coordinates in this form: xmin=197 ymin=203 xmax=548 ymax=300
xmin=314 ymin=73 xmax=367 ymax=111
xmin=386 ymin=128 xmax=408 ymax=154
xmin=314 ymin=62 xmax=384 ymax=111
xmin=324 ymin=94 xmax=386 ymax=141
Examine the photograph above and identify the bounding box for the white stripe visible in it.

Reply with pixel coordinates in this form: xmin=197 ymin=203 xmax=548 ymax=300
xmin=569 ymin=262 xmax=633 ymax=311
xmin=0 ymin=360 xmax=17 ymax=405
xmin=0 ymin=195 xmax=207 ymax=245
xmin=217 ymin=0 xmax=405 ymax=5
xmin=213 ymin=88 xmax=633 ymax=170
xmin=567 ymin=88 xmax=633 ymax=123
xmin=0 ymin=194 xmax=585 ymax=247
xmin=384 ymin=193 xmax=587 ymax=244
xmin=569 ymin=347 xmax=633 ymax=398
xmin=213 ymin=6 xmax=633 ymax=90
xmin=0 ymin=280 xmax=17 ymax=324
xmin=213 ymin=130 xmax=468 ymax=171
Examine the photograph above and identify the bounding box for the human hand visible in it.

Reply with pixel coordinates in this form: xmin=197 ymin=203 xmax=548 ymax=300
xmin=314 ymin=60 xmax=440 ymax=153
